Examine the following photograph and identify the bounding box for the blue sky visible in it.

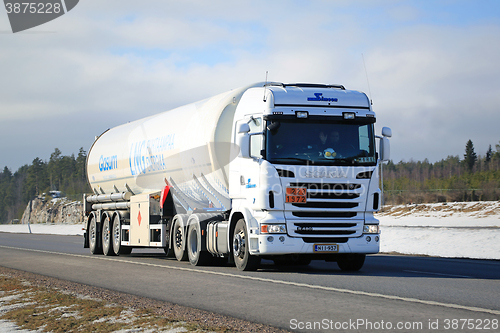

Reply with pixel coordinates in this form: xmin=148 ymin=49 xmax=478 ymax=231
xmin=1 ymin=0 xmax=500 ymax=171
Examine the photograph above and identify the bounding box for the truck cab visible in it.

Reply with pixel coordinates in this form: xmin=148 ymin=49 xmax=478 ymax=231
xmin=228 ymin=83 xmax=391 ymax=270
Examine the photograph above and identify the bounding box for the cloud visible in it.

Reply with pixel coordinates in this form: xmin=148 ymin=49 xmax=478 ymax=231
xmin=365 ymin=24 xmax=500 ymax=161
xmin=1 ymin=1 xmax=499 ymax=170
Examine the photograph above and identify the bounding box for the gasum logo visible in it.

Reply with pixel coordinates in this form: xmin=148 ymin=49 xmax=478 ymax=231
xmin=99 ymin=155 xmax=118 ymax=172
xmin=307 ymin=93 xmax=338 ymax=102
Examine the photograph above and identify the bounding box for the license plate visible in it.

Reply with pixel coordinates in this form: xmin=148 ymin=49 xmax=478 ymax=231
xmin=314 ymin=244 xmax=339 ymax=253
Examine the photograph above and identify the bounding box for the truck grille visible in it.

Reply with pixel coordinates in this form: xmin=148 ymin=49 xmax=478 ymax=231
xmin=292 ymin=211 xmax=357 ymax=218
xmin=285 ymin=181 xmax=364 ymax=238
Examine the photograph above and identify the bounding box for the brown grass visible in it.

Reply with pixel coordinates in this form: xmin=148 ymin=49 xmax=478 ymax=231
xmin=0 ymin=275 xmax=215 ymax=332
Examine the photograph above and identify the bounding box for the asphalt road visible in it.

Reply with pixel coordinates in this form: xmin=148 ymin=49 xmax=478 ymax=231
xmin=0 ymin=232 xmax=499 ymax=332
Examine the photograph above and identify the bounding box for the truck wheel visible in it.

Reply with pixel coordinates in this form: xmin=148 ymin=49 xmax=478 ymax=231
xmin=102 ymin=215 xmax=115 ymax=256
xmin=232 ymin=219 xmax=260 ymax=271
xmin=164 ymin=247 xmax=174 ymax=257
xmin=112 ymin=215 xmax=132 ymax=255
xmin=336 ymin=254 xmax=365 ymax=271
xmin=89 ymin=216 xmax=102 ymax=255
xmin=187 ymin=222 xmax=212 ymax=266
xmin=173 ymin=218 xmax=188 ymax=261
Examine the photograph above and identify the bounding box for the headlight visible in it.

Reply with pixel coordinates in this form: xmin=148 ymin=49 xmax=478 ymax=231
xmin=363 ymin=225 xmax=379 ymax=234
xmin=261 ymin=224 xmax=287 ymax=234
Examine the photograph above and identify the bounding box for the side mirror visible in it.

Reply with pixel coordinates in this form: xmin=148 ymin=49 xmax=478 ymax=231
xmin=379 ymin=137 xmax=390 ymax=161
xmin=382 ymin=127 xmax=392 ymax=138
xmin=236 ymin=123 xmax=250 ymax=158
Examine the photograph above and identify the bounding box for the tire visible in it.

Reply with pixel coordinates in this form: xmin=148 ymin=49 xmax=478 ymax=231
xmin=102 ymin=214 xmax=114 ymax=256
xmin=336 ymin=254 xmax=366 ymax=271
xmin=232 ymin=219 xmax=260 ymax=271
xmin=187 ymin=222 xmax=212 ymax=266
xmin=164 ymin=247 xmax=174 ymax=257
xmin=112 ymin=214 xmax=132 ymax=255
xmin=173 ymin=217 xmax=188 ymax=261
xmin=89 ymin=216 xmax=102 ymax=255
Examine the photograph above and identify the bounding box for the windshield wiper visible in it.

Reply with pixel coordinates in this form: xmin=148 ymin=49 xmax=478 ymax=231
xmin=316 ymin=156 xmax=358 ymax=165
xmin=273 ymin=157 xmax=311 ymax=162
xmin=270 ymin=157 xmax=314 ymax=164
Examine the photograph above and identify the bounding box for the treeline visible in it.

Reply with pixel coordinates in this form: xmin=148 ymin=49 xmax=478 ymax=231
xmin=383 ymin=140 xmax=500 ymax=205
xmin=0 ymin=148 xmax=90 ymax=223
xmin=1 ymin=140 xmax=499 ymax=221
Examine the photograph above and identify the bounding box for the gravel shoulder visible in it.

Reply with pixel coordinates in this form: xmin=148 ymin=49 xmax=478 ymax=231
xmin=0 ymin=266 xmax=289 ymax=333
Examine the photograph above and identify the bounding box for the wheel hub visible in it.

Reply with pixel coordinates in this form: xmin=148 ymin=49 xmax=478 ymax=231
xmin=233 ymin=233 xmax=245 ymax=258
xmin=175 ymin=229 xmax=183 ymax=248
xmin=113 ymin=222 xmax=120 ymax=245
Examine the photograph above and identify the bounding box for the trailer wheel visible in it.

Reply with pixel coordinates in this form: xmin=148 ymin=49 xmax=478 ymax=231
xmin=232 ymin=219 xmax=260 ymax=271
xmin=173 ymin=218 xmax=188 ymax=261
xmin=164 ymin=247 xmax=174 ymax=257
xmin=336 ymin=254 xmax=365 ymax=271
xmin=102 ymin=214 xmax=115 ymax=256
xmin=89 ymin=216 xmax=102 ymax=255
xmin=112 ymin=214 xmax=132 ymax=255
xmin=187 ymin=222 xmax=212 ymax=266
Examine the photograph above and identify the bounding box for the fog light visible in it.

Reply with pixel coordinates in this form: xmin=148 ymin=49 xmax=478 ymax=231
xmin=279 ymin=236 xmax=285 ymax=242
xmin=375 ymin=236 xmax=379 ymax=242
xmin=366 ymin=236 xmax=371 ymax=242
xmin=267 ymin=236 xmax=274 ymax=242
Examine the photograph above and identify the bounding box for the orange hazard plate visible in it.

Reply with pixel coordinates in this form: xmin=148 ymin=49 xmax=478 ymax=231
xmin=286 ymin=187 xmax=307 ymax=203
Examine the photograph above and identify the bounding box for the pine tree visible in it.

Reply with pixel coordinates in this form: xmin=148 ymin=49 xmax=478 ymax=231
xmin=486 ymin=145 xmax=493 ymax=163
xmin=463 ymin=139 xmax=477 ymax=172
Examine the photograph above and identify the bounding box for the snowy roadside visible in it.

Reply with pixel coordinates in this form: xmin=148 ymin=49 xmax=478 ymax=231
xmin=1 ymin=201 xmax=499 ymax=260
xmin=0 ymin=223 xmax=85 ymax=236
xmin=378 ymin=201 xmax=500 ymax=260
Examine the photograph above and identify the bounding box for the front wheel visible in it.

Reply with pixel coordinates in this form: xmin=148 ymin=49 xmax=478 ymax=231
xmin=232 ymin=219 xmax=260 ymax=271
xmin=336 ymin=254 xmax=366 ymax=271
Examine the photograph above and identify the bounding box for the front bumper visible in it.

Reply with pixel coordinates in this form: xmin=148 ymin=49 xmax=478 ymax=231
xmin=254 ymin=232 xmax=380 ymax=255
xmin=248 ymin=210 xmax=380 ymax=256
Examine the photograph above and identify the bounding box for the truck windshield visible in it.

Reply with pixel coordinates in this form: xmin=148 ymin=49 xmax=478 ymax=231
xmin=265 ymin=119 xmax=376 ymax=166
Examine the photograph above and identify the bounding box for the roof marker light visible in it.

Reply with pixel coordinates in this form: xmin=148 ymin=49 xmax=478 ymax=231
xmin=343 ymin=112 xmax=355 ymax=120
xmin=295 ymin=111 xmax=309 ymax=118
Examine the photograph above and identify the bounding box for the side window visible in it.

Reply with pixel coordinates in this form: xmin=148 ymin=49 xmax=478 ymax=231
xmin=359 ymin=125 xmax=370 ymax=151
xmin=249 ymin=117 xmax=262 ymax=158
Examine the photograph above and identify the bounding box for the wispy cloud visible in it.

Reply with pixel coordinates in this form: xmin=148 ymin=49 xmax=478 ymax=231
xmin=1 ymin=0 xmax=499 ymax=169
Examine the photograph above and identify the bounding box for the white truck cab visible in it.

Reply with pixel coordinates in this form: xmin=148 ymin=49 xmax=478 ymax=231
xmin=228 ymin=83 xmax=390 ymax=270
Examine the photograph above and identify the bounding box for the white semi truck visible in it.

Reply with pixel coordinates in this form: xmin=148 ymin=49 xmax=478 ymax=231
xmin=83 ymin=82 xmax=391 ymax=271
